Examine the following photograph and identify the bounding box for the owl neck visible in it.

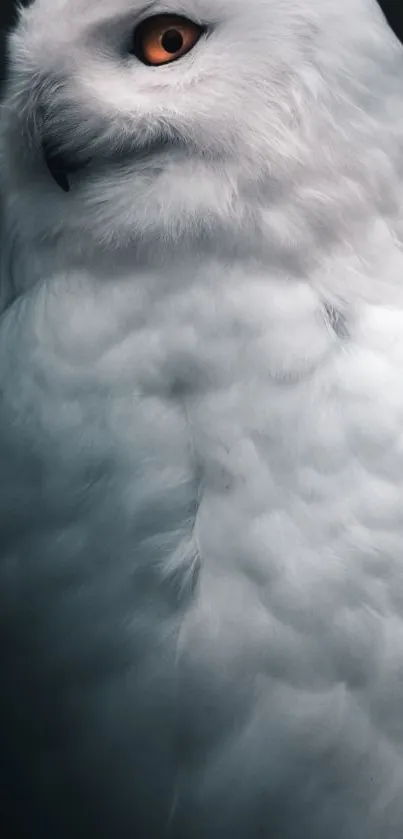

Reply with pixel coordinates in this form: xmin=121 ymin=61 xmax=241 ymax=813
xmin=1 ymin=100 xmax=402 ymax=316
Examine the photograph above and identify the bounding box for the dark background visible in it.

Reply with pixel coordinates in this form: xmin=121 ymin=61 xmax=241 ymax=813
xmin=1 ymin=0 xmax=403 ymax=86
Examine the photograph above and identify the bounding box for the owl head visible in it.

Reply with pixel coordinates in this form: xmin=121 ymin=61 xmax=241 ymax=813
xmin=0 ymin=0 xmax=401 ymax=296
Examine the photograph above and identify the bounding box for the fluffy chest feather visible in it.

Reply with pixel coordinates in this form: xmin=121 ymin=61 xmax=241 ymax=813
xmin=2 ymin=260 xmax=403 ymax=836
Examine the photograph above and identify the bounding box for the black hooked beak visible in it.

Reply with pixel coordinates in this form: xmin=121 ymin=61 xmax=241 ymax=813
xmin=42 ymin=133 xmax=175 ymax=192
xmin=42 ymin=137 xmax=89 ymax=193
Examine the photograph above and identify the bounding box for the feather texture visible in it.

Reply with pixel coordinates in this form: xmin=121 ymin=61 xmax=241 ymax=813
xmin=2 ymin=1 xmax=403 ymax=836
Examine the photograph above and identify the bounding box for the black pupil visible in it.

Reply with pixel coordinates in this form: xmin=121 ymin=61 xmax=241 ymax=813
xmin=161 ymin=29 xmax=184 ymax=54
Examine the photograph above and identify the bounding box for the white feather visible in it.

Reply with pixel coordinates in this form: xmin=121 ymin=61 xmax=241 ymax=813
xmin=1 ymin=0 xmax=403 ymax=836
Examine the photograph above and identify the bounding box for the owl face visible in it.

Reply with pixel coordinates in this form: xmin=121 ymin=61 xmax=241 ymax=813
xmin=0 ymin=0 xmax=397 ymax=262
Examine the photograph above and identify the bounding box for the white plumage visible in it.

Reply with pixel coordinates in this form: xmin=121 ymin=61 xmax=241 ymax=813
xmin=1 ymin=0 xmax=403 ymax=836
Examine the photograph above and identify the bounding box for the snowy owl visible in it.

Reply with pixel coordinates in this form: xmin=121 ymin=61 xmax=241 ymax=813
xmin=2 ymin=0 xmax=403 ymax=836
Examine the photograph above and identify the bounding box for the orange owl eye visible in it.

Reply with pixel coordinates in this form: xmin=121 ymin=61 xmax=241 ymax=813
xmin=132 ymin=14 xmax=204 ymax=66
